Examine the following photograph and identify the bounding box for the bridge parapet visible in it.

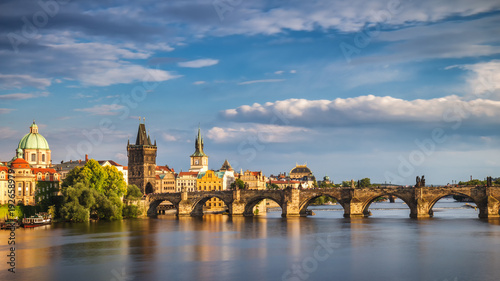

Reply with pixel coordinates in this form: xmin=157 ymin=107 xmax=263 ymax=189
xmin=144 ymin=186 xmax=500 ymax=219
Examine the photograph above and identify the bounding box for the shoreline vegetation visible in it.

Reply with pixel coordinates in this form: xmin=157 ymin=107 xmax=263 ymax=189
xmin=24 ymin=159 xmax=144 ymax=223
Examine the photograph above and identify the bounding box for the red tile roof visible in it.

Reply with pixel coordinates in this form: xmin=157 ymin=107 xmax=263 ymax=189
xmin=11 ymin=158 xmax=30 ymax=168
xmin=178 ymin=171 xmax=198 ymax=177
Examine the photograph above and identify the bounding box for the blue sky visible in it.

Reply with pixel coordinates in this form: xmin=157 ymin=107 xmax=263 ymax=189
xmin=1 ymin=0 xmax=500 ymax=185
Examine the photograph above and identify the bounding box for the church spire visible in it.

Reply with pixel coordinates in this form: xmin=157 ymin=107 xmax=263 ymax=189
xmin=191 ymin=125 xmax=207 ymax=157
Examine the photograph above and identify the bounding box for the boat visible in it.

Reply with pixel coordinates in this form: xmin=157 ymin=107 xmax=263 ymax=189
xmin=1 ymin=219 xmax=20 ymax=230
xmin=22 ymin=213 xmax=52 ymax=228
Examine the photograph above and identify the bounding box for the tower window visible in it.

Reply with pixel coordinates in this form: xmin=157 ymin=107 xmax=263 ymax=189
xmin=42 ymin=154 xmax=45 ymax=162
xmin=31 ymin=153 xmax=36 ymax=162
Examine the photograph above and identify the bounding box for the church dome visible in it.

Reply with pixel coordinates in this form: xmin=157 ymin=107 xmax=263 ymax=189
xmin=18 ymin=121 xmax=50 ymax=150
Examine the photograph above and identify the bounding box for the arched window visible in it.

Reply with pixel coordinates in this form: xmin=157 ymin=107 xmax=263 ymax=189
xmin=31 ymin=153 xmax=36 ymax=162
xmin=42 ymin=154 xmax=45 ymax=162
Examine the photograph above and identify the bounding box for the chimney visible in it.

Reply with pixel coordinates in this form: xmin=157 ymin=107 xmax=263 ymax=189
xmin=70 ymin=160 xmax=72 ymax=163
xmin=85 ymin=154 xmax=89 ymax=162
xmin=79 ymin=159 xmax=81 ymax=164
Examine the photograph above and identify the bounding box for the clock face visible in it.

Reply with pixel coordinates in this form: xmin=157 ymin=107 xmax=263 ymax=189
xmin=195 ymin=159 xmax=199 ymax=165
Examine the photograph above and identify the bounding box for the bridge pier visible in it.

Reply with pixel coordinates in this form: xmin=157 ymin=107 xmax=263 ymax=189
xmin=178 ymin=191 xmax=193 ymax=216
xmin=282 ymin=188 xmax=301 ymax=217
xmin=230 ymin=190 xmax=246 ymax=216
xmin=484 ymin=195 xmax=500 ymax=218
xmin=343 ymin=201 xmax=367 ymax=218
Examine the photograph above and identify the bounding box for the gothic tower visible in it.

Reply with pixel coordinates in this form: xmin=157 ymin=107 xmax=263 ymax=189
xmin=189 ymin=126 xmax=208 ymax=172
xmin=127 ymin=120 xmax=157 ymax=194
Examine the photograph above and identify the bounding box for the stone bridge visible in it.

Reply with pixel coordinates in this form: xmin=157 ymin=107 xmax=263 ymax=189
xmin=145 ymin=186 xmax=500 ymax=219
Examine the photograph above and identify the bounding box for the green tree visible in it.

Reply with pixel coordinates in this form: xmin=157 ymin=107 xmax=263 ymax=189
xmin=103 ymin=165 xmax=127 ymax=197
xmin=267 ymin=183 xmax=280 ymax=190
xmin=341 ymin=181 xmax=351 ymax=187
xmin=122 ymin=205 xmax=141 ymax=218
xmin=359 ymin=178 xmax=371 ymax=188
xmin=125 ymin=185 xmax=142 ymax=200
xmin=231 ymin=178 xmax=246 ymax=190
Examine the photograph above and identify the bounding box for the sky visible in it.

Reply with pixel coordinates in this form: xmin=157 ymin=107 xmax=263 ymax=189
xmin=1 ymin=0 xmax=500 ymax=185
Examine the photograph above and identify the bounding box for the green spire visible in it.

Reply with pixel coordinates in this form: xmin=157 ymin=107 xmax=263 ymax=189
xmin=191 ymin=125 xmax=207 ymax=157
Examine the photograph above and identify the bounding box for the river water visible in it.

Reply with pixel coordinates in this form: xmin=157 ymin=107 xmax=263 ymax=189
xmin=1 ymin=198 xmax=500 ymax=281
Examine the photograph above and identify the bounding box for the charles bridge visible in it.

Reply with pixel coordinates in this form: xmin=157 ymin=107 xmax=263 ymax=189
xmin=146 ymin=184 xmax=500 ymax=219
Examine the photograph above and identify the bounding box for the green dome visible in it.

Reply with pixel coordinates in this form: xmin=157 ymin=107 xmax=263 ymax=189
xmin=18 ymin=122 xmax=50 ymax=150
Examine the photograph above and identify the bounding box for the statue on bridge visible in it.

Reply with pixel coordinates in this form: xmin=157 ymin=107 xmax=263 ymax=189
xmin=416 ymin=175 xmax=425 ymax=187
xmin=487 ymin=176 xmax=492 ymax=187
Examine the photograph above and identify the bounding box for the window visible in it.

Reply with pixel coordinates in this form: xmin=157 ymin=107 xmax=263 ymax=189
xmin=31 ymin=153 xmax=36 ymax=162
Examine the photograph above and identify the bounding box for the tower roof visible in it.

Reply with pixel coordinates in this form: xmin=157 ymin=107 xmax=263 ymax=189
xmin=191 ymin=126 xmax=207 ymax=157
xmin=18 ymin=120 xmax=50 ymax=150
xmin=134 ymin=122 xmax=153 ymax=146
xmin=220 ymin=159 xmax=233 ymax=171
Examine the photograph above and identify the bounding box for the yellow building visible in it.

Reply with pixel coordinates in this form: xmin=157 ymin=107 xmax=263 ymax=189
xmin=197 ymin=170 xmax=226 ymax=211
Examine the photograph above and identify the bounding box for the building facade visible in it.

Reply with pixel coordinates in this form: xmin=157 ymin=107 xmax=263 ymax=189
xmin=155 ymin=165 xmax=176 ymax=193
xmin=127 ymin=121 xmax=157 ymax=194
xmin=197 ymin=170 xmax=226 ymax=211
xmin=176 ymin=171 xmax=198 ymax=192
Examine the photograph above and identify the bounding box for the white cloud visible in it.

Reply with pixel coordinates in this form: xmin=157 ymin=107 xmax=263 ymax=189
xmin=144 ymin=43 xmax=175 ymax=52
xmin=275 ymin=70 xmax=284 ymax=75
xmin=74 ymin=104 xmax=126 ymax=116
xmin=290 ymin=70 xmax=297 ymax=74
xmin=222 ymin=95 xmax=500 ymax=126
xmin=238 ymin=79 xmax=285 ymax=85
xmin=162 ymin=133 xmax=178 ymax=142
xmin=0 ymin=92 xmax=49 ymax=100
xmin=0 ymin=74 xmax=51 ymax=89
xmin=193 ymin=81 xmax=206 ymax=85
xmin=178 ymin=59 xmax=219 ymax=68
xmin=79 ymin=65 xmax=180 ymax=87
xmin=207 ymin=124 xmax=311 ymax=143
xmin=208 ymin=0 xmax=500 ymax=36
xmin=0 ymin=108 xmax=15 ymax=114
xmin=452 ymin=60 xmax=500 ymax=98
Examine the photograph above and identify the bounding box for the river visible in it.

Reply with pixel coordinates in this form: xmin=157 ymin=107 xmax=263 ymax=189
xmin=1 ymin=198 xmax=500 ymax=281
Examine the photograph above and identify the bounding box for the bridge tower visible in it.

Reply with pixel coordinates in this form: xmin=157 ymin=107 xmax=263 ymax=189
xmin=127 ymin=119 xmax=157 ymax=194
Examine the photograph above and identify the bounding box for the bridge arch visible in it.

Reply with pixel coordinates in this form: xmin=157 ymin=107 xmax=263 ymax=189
xmin=299 ymin=194 xmax=345 ymax=216
xmin=147 ymin=198 xmax=179 ymax=217
xmin=243 ymin=196 xmax=283 ymax=216
xmin=361 ymin=193 xmax=416 ymax=217
xmin=191 ymin=195 xmax=232 ymax=216
xmin=427 ymin=192 xmax=482 ymax=218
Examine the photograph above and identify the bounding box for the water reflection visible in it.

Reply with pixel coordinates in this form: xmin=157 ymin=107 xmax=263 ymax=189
xmin=1 ymin=200 xmax=499 ymax=281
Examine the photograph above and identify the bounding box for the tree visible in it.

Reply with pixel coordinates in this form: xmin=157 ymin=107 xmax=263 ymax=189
xmin=231 ymin=178 xmax=246 ymax=190
xmin=125 ymin=185 xmax=142 ymax=200
xmin=341 ymin=181 xmax=351 ymax=187
xmin=122 ymin=205 xmax=141 ymax=218
xmin=458 ymin=179 xmax=486 ymax=186
xmin=359 ymin=178 xmax=371 ymax=188
xmin=103 ymin=165 xmax=127 ymax=197
xmin=267 ymin=183 xmax=280 ymax=190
